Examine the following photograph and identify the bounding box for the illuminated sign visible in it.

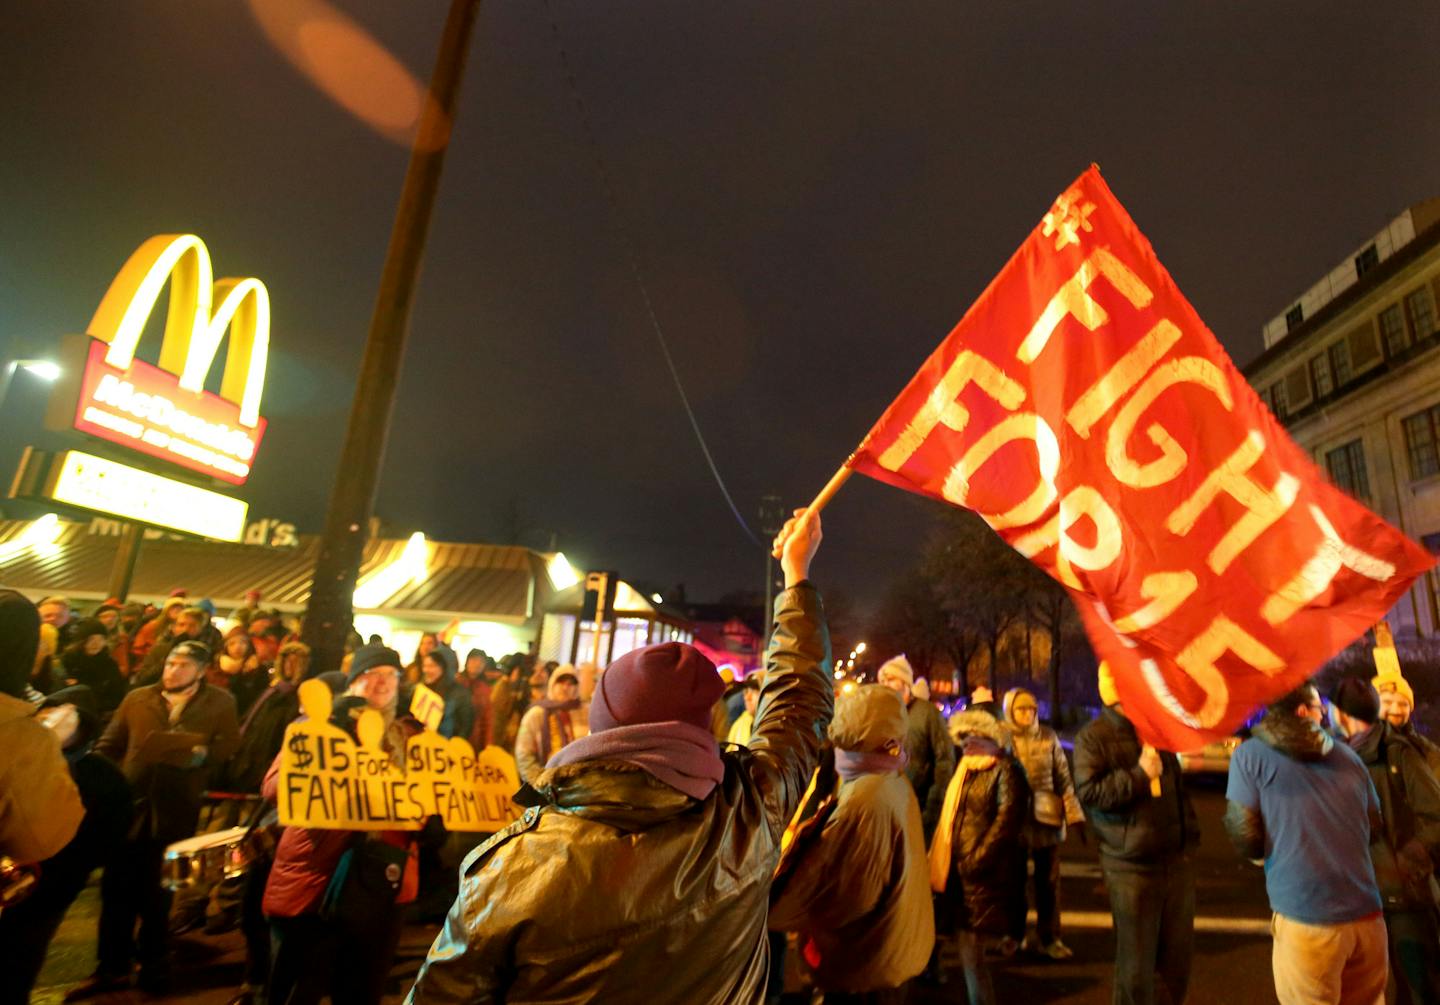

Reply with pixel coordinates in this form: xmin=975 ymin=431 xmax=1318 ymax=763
xmin=70 ymin=339 xmax=266 ymax=485
xmin=51 ymin=235 xmax=271 ymax=484
xmin=28 ymin=449 xmax=248 ymax=542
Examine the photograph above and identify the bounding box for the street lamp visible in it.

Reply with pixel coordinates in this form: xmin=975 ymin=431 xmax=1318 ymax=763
xmin=0 ymin=358 xmax=61 ymax=415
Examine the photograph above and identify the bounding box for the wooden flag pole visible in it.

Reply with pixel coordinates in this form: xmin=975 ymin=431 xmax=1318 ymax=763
xmin=803 ymin=456 xmax=857 ymax=518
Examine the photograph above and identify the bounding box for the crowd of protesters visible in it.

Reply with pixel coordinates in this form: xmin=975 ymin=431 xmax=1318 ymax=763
xmin=4 ymin=523 xmax=1440 ymax=1005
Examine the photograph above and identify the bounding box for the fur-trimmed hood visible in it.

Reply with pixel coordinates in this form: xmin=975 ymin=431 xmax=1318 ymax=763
xmin=1253 ymin=709 xmax=1333 ymax=761
xmin=948 ymin=709 xmax=1008 ymax=747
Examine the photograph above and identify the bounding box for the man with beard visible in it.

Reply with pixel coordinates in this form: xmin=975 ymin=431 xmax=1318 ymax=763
xmin=66 ymin=641 xmax=239 ymax=998
xmin=1374 ymin=673 xmax=1440 ymax=777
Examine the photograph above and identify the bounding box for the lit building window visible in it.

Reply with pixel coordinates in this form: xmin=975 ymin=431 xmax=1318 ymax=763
xmin=1329 ymin=340 xmax=1353 ymax=387
xmin=1403 ymin=406 xmax=1440 ymax=480
xmin=1309 ymin=353 xmax=1333 ymax=399
xmin=1405 ymin=287 xmax=1436 ymax=341
xmin=1325 ymin=439 xmax=1370 ymax=502
xmin=1380 ymin=304 xmax=1409 ymax=357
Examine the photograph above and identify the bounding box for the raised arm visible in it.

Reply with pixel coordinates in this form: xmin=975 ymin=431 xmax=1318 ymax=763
xmin=746 ymin=509 xmax=835 ymax=836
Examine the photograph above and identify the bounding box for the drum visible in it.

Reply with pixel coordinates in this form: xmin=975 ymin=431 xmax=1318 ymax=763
xmin=161 ymin=827 xmax=256 ymax=891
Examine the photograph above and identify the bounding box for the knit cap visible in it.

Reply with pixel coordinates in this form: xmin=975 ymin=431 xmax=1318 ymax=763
xmin=589 ymin=642 xmax=724 ymax=733
xmin=876 ymin=654 xmax=914 ymax=689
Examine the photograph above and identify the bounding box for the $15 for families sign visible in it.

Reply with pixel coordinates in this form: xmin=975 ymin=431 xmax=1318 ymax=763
xmin=278 ymin=679 xmax=523 ymax=831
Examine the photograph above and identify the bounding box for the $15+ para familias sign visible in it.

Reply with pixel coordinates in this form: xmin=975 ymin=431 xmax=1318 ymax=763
xmin=278 ymin=679 xmax=522 ymax=831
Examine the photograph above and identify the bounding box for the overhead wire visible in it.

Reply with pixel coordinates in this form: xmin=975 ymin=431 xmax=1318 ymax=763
xmin=540 ymin=0 xmax=765 ymax=551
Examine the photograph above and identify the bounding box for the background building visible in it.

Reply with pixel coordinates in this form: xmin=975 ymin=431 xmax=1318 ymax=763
xmin=1244 ymin=199 xmax=1440 ymax=636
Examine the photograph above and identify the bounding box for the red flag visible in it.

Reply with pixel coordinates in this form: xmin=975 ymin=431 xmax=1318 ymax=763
xmin=851 ymin=165 xmax=1435 ymax=750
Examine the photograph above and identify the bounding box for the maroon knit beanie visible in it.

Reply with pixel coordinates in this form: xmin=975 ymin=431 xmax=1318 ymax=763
xmin=590 ymin=642 xmax=725 ymax=733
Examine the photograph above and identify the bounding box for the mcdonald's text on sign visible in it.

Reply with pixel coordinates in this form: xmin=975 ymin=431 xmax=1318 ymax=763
xmin=46 ymin=234 xmax=270 ymax=487
xmin=851 ymin=165 xmax=1434 ymax=751
xmin=67 ymin=338 xmax=265 ymax=485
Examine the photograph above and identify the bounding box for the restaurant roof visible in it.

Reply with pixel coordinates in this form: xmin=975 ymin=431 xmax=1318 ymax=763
xmin=0 ymin=518 xmax=549 ymax=623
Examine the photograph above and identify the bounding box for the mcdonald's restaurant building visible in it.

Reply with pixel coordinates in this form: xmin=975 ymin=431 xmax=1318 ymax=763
xmin=2 ymin=234 xmax=694 ymax=661
xmin=0 ymin=514 xmax=582 ymax=663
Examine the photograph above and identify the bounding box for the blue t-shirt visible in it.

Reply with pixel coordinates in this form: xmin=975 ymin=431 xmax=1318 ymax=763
xmin=1226 ymin=735 xmax=1382 ymax=925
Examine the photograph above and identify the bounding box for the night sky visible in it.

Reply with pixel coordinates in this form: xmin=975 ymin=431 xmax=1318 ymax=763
xmin=3 ymin=1 xmax=1438 ymax=610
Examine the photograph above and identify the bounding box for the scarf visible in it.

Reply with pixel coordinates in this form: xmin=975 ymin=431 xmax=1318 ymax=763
xmin=834 ymin=746 xmax=909 ymax=782
xmin=534 ymin=697 xmax=580 ymax=762
xmin=546 ymin=720 xmax=724 ymax=800
xmin=927 ymin=753 xmax=998 ymax=893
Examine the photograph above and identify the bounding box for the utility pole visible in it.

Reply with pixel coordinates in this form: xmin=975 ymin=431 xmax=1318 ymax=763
xmin=759 ymin=494 xmax=785 ymax=641
xmin=302 ymin=0 xmax=483 ymax=675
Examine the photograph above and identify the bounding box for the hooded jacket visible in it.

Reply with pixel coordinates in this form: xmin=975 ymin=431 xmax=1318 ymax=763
xmin=1004 ymin=688 xmax=1083 ymax=846
xmin=411 ymin=644 xmax=474 ymax=741
xmin=0 ymin=590 xmax=85 ymax=863
xmin=1074 ymin=705 xmax=1198 ymax=867
xmin=406 ymin=582 xmax=833 ymax=1005
xmin=768 ymin=686 xmax=933 ymax=993
xmin=1348 ymin=721 xmax=1440 ymax=912
xmin=514 ymin=666 xmax=580 ymax=784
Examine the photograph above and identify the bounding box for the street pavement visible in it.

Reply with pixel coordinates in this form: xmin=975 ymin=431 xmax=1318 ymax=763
xmin=31 ymin=778 xmax=1278 ymax=1004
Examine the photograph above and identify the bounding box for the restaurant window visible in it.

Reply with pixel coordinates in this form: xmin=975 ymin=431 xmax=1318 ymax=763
xmin=1354 ymin=243 xmax=1380 ymax=277
xmin=1380 ymin=304 xmax=1410 ymax=356
xmin=1325 ymin=439 xmax=1370 ymax=502
xmin=1403 ymin=405 xmax=1440 ymax=480
xmin=1309 ymin=353 xmax=1333 ymax=399
xmin=1329 ymin=339 xmax=1353 ymax=387
xmin=1405 ymin=287 xmax=1436 ymax=341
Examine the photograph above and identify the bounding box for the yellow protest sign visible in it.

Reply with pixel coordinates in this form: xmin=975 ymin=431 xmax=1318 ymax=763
xmin=278 ymin=679 xmax=523 ymax=832
xmin=409 ymin=682 xmax=445 ymax=733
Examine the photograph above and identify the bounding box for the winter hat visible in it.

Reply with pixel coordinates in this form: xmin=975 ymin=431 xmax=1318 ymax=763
xmin=911 ymin=678 xmax=930 ymax=701
xmin=1374 ymin=673 xmax=1415 ymax=706
xmin=0 ymin=590 xmax=41 ymax=699
xmin=829 ymin=684 xmax=907 ymax=754
xmin=1098 ymin=661 xmax=1120 ymax=707
xmin=168 ymin=588 xmax=188 ymax=599
xmin=877 ymin=654 xmax=915 ymax=689
xmin=549 ymin=664 xmax=579 ymax=687
xmin=1331 ymin=677 xmax=1380 ymax=725
xmin=588 ymin=641 xmax=724 ymax=734
xmin=346 ymin=643 xmax=402 ymax=685
xmin=170 ymin=640 xmax=212 ymax=667
xmin=196 ymin=598 xmax=216 ymax=617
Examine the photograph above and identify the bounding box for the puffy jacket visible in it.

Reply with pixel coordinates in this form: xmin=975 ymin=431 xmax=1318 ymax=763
xmin=0 ymin=692 xmax=84 ymax=863
xmin=1007 ymin=720 xmax=1083 ymax=847
xmin=902 ymin=697 xmax=955 ymax=837
xmin=936 ymin=740 xmax=1027 ymax=934
xmin=1074 ymin=705 xmax=1198 ymax=867
xmin=406 ymin=582 xmax=833 ymax=1005
xmin=220 ymin=680 xmax=299 ymax=794
xmin=1350 ymin=721 xmax=1440 ymax=912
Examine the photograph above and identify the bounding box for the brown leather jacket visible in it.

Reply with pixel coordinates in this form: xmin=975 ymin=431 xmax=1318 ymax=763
xmin=406 ymin=583 xmax=833 ymax=1005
